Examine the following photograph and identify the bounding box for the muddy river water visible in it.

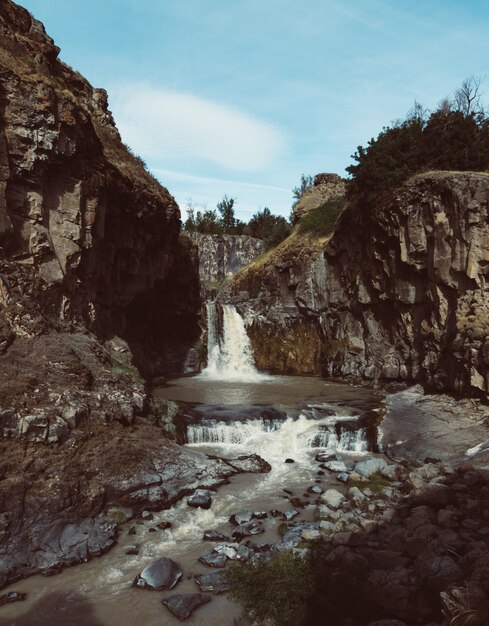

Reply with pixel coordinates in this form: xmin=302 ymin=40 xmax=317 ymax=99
xmin=0 ymin=374 xmax=384 ymax=626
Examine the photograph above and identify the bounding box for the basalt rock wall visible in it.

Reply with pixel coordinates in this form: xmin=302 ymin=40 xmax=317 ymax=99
xmin=0 ymin=0 xmax=201 ymax=396
xmin=226 ymin=172 xmax=489 ymax=398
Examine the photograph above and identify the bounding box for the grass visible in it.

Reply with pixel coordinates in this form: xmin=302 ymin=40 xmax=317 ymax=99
xmin=297 ymin=199 xmax=345 ymax=237
xmin=227 ymin=552 xmax=313 ymax=626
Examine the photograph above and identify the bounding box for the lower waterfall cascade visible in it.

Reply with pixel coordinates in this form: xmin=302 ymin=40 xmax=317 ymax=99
xmin=200 ymin=302 xmax=265 ymax=381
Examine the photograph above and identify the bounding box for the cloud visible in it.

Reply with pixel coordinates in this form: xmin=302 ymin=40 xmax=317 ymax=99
xmin=108 ymin=84 xmax=286 ymax=171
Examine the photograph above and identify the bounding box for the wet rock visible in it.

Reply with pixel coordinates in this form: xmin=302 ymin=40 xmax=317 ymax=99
xmin=253 ymin=511 xmax=268 ymax=519
xmin=232 ymin=520 xmax=264 ymax=541
xmin=157 ymin=521 xmax=172 ymax=530
xmin=336 ymin=472 xmax=350 ymax=483
xmin=199 ymin=552 xmax=227 ymax=568
xmin=0 ymin=591 xmax=26 ymax=606
xmin=148 ymin=528 xmax=157 ymax=533
xmin=230 ymin=510 xmax=253 ymax=526
xmin=195 ymin=570 xmax=232 ymax=594
xmin=125 ymin=546 xmax=139 ymax=556
xmin=307 ymin=485 xmax=323 ymax=495
xmin=141 ymin=510 xmax=153 ymax=521
xmin=133 ymin=557 xmax=182 ymax=591
xmin=161 ymin=593 xmax=211 ymax=620
xmin=285 ymin=458 xmax=295 ymax=463
xmin=270 ymin=509 xmax=282 ymax=518
xmin=203 ymin=530 xmax=231 ymax=542
xmin=245 ymin=540 xmax=270 ymax=552
xmin=321 ymin=489 xmax=346 ymax=509
xmin=187 ymin=489 xmax=212 ymax=510
xmin=225 ymin=454 xmax=271 ymax=473
xmin=282 ymin=509 xmax=299 ymax=521
xmin=316 ymin=451 xmax=337 ymax=463
xmin=128 ymin=527 xmax=137 ymax=536
xmin=323 ymin=460 xmax=348 ymax=473
xmin=213 ymin=544 xmax=252 ymax=561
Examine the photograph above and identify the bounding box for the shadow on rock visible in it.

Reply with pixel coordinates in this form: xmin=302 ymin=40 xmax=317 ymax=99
xmin=0 ymin=592 xmax=104 ymax=626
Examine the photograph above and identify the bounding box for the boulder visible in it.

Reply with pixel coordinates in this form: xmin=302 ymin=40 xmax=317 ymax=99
xmin=354 ymin=458 xmax=388 ymax=478
xmin=187 ymin=489 xmax=212 ymax=509
xmin=232 ymin=520 xmax=264 ymax=541
xmin=195 ymin=571 xmax=232 ymax=594
xmin=161 ymin=593 xmax=211 ymax=620
xmin=133 ymin=557 xmax=182 ymax=591
xmin=321 ymin=489 xmax=346 ymax=509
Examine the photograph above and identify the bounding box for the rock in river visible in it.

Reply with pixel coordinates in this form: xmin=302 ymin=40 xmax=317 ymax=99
xmin=203 ymin=530 xmax=231 ymax=542
xmin=0 ymin=591 xmax=26 ymax=606
xmin=195 ymin=571 xmax=232 ymax=594
xmin=232 ymin=520 xmax=264 ymax=541
xmin=187 ymin=489 xmax=212 ymax=509
xmin=161 ymin=593 xmax=211 ymax=620
xmin=133 ymin=557 xmax=182 ymax=591
xmin=230 ymin=510 xmax=254 ymax=526
xmin=199 ymin=552 xmax=227 ymax=568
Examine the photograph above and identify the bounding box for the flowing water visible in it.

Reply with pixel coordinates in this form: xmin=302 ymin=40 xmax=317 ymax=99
xmin=0 ymin=305 xmax=384 ymax=626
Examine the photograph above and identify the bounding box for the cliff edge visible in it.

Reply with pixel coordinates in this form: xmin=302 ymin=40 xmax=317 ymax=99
xmin=227 ymin=171 xmax=489 ymax=399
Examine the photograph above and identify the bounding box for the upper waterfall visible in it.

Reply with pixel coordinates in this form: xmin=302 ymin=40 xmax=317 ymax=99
xmin=200 ymin=303 xmax=266 ymax=382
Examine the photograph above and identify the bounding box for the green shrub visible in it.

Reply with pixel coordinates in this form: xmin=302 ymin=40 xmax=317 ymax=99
xmin=227 ymin=552 xmax=313 ymax=626
xmin=297 ymin=199 xmax=344 ymax=237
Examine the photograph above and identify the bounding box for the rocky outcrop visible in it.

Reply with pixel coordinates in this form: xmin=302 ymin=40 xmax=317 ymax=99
xmin=188 ymin=232 xmax=264 ymax=294
xmin=0 ymin=0 xmax=200 ymax=382
xmin=293 ymin=173 xmax=346 ymax=223
xmin=226 ymin=171 xmax=489 ymax=398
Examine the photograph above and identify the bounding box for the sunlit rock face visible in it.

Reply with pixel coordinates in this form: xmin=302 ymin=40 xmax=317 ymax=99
xmin=292 ymin=173 xmax=347 ymax=223
xmin=188 ymin=232 xmax=264 ymax=295
xmin=226 ymin=171 xmax=489 ymax=398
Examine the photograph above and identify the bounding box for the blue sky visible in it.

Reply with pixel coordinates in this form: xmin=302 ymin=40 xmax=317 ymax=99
xmin=22 ymin=0 xmax=489 ymax=220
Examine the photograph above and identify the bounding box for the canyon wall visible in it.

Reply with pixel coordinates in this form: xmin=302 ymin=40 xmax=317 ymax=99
xmin=0 ymin=0 xmax=201 ymax=427
xmin=226 ymin=171 xmax=489 ymax=399
xmin=188 ymin=232 xmax=264 ymax=294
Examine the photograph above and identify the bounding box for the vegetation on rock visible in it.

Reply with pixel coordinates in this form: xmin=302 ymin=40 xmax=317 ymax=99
xmin=347 ymin=77 xmax=489 ymax=211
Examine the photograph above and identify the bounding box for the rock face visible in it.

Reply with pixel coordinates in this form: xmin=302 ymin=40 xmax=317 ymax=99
xmin=189 ymin=232 xmax=264 ymax=293
xmin=0 ymin=0 xmax=200 ymax=382
xmin=226 ymin=171 xmax=489 ymax=398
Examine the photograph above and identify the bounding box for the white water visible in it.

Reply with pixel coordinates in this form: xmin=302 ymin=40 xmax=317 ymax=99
xmin=200 ymin=302 xmax=266 ymax=381
xmin=187 ymin=412 xmax=369 ymax=467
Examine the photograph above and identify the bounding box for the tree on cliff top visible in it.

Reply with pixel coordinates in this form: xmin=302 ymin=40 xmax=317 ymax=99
xmin=346 ymin=77 xmax=489 ymax=210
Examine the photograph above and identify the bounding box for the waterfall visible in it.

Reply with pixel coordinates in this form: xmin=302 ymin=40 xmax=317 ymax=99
xmin=200 ymin=302 xmax=265 ymax=381
xmin=186 ymin=412 xmax=371 ymax=466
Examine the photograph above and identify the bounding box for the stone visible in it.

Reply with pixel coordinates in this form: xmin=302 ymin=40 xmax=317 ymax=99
xmin=195 ymin=571 xmax=232 ymax=594
xmin=307 ymin=485 xmax=323 ymax=495
xmin=161 ymin=593 xmax=211 ymax=620
xmin=230 ymin=510 xmax=253 ymax=526
xmin=203 ymin=530 xmax=231 ymax=542
xmin=157 ymin=521 xmax=172 ymax=530
xmin=282 ymin=509 xmax=299 ymax=521
xmin=321 ymin=489 xmax=346 ymax=509
xmin=285 ymin=458 xmax=295 ymax=463
xmin=125 ymin=546 xmax=139 ymax=556
xmin=348 ymin=486 xmax=366 ymax=504
xmin=354 ymin=458 xmax=388 ymax=478
xmin=0 ymin=591 xmax=26 ymax=606
xmin=199 ymin=552 xmax=227 ymax=568
xmin=322 ymin=460 xmax=348 ymax=473
xmin=232 ymin=520 xmax=264 ymax=541
xmin=133 ymin=557 xmax=183 ymax=591
xmin=187 ymin=490 xmax=212 ymax=510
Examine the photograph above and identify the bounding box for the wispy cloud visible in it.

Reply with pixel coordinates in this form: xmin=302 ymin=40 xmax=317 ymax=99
xmin=153 ymin=168 xmax=289 ymax=193
xmin=108 ymin=83 xmax=287 ymax=171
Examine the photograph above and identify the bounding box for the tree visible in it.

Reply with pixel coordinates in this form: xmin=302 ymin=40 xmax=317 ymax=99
xmin=248 ymin=207 xmax=291 ymax=249
xmin=292 ymin=174 xmax=314 ymax=208
xmin=217 ymin=194 xmax=237 ymax=232
xmin=454 ymin=76 xmax=484 ymax=116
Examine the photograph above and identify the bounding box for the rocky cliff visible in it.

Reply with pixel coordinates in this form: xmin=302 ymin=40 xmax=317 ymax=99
xmin=226 ymin=171 xmax=489 ymax=399
xmin=188 ymin=232 xmax=264 ymax=295
xmin=0 ymin=0 xmax=206 ymax=586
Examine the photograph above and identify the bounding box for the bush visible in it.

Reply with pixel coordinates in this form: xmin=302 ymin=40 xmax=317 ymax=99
xmin=346 ymin=79 xmax=489 ymax=211
xmin=227 ymin=552 xmax=313 ymax=626
xmin=297 ymin=199 xmax=345 ymax=236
